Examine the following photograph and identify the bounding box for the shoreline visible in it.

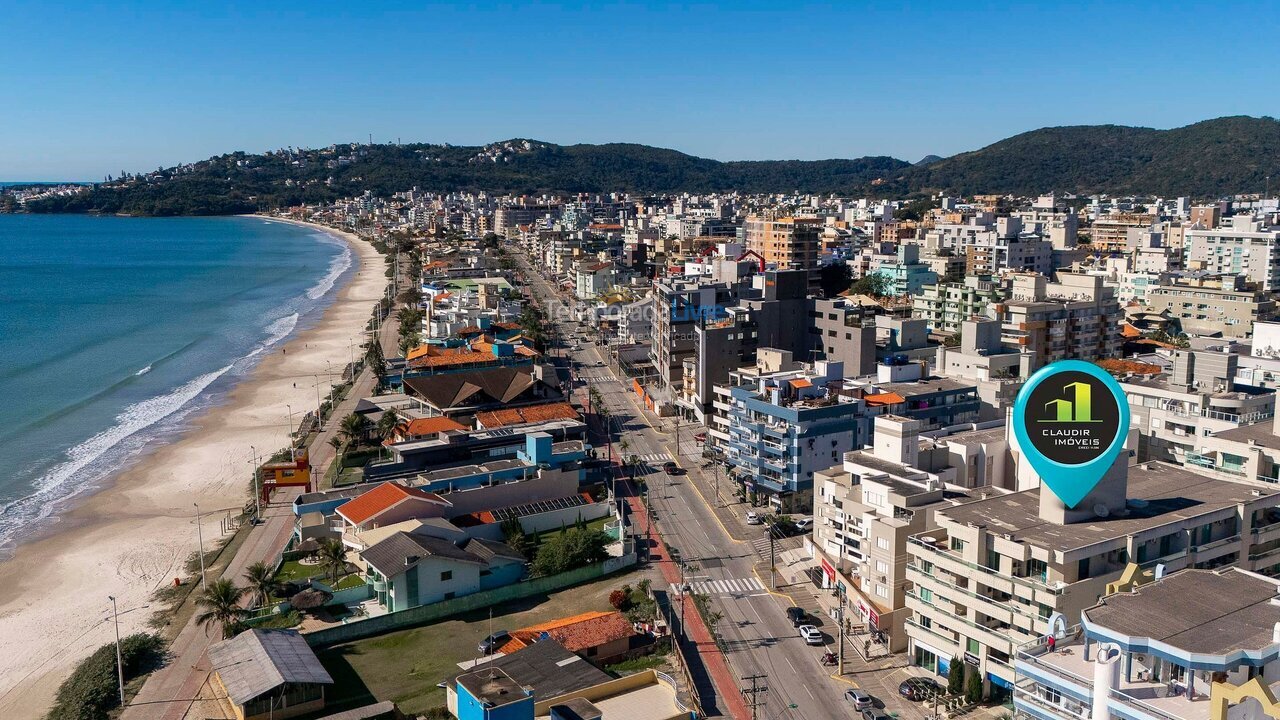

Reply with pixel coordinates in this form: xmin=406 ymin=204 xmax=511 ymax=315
xmin=0 ymin=215 xmax=386 ymax=719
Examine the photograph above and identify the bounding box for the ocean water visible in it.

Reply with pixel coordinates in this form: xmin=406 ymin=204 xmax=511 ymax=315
xmin=0 ymin=214 xmax=352 ymax=551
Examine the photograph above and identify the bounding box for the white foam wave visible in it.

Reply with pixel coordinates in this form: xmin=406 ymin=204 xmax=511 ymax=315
xmin=135 ymin=364 xmax=152 ymax=376
xmin=0 ymin=364 xmax=234 ymax=545
xmin=306 ymin=236 xmax=353 ymax=300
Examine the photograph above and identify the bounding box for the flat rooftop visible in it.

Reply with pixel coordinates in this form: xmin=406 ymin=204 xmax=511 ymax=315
xmin=1213 ymin=420 xmax=1280 ymax=450
xmin=1085 ymin=568 xmax=1280 ymax=657
xmin=937 ymin=463 xmax=1275 ymax=553
xmin=937 ymin=425 xmax=1007 ymax=445
xmin=878 ymin=376 xmax=976 ymax=396
xmin=456 ymin=668 xmax=530 ymax=708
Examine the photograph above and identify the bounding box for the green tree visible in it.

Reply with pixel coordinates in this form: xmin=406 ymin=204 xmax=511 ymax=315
xmin=501 ymin=518 xmax=531 ymax=559
xmin=818 ymin=262 xmax=854 ymax=298
xmin=965 ymin=668 xmax=984 ymax=703
xmin=364 ymin=337 xmax=386 ymax=378
xmin=376 ymin=409 xmax=401 ymax=441
xmin=532 ymin=527 xmax=609 ymax=576
xmin=316 ymin=537 xmax=349 ymax=587
xmin=194 ymin=578 xmax=249 ymax=639
xmin=338 ymin=413 xmax=372 ymax=449
xmin=48 ymin=633 xmax=166 ymax=720
xmin=242 ymin=561 xmax=280 ymax=610
xmin=948 ymin=656 xmax=966 ymax=695
xmin=850 ymin=273 xmax=889 ymax=298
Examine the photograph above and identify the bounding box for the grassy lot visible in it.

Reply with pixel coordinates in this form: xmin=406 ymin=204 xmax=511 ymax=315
xmin=528 ymin=516 xmax=609 ymax=548
xmin=315 ymin=566 xmax=653 ymax=717
xmin=276 ymin=559 xmax=324 ymax=583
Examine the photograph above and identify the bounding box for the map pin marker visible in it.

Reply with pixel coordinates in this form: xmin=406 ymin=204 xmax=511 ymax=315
xmin=1012 ymin=359 xmax=1130 ymax=509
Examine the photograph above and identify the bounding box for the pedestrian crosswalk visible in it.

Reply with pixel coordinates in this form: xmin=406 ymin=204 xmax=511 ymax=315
xmin=670 ymin=576 xmax=767 ymax=597
xmin=637 ymin=452 xmax=672 ymax=464
xmin=576 ymin=370 xmax=620 ymax=383
xmin=750 ymin=536 xmax=773 ymax=558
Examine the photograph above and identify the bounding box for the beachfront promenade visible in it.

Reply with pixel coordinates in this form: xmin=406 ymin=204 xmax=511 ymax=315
xmin=123 ymin=239 xmax=396 ymax=720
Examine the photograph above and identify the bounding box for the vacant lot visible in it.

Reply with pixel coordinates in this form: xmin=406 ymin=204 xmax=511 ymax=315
xmin=316 ymin=566 xmax=655 ymax=717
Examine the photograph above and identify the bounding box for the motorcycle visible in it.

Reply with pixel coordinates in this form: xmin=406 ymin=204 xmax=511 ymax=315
xmin=820 ymin=651 xmax=838 ymax=667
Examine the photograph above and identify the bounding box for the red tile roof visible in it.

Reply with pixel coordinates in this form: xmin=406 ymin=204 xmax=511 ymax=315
xmin=500 ymin=611 xmax=635 ymax=654
xmin=474 ymin=402 xmax=579 ymax=428
xmin=336 ymin=483 xmax=450 ymax=526
xmin=401 ymin=417 xmax=467 ymax=437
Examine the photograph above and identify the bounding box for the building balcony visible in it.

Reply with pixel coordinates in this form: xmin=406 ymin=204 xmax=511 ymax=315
xmin=905 ymin=591 xmax=1015 ymax=654
xmin=909 ymin=536 xmax=1065 ymax=599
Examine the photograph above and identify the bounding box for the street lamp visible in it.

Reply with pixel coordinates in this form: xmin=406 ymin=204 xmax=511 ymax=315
xmin=108 ymin=595 xmax=124 ymax=707
xmin=285 ymin=404 xmax=295 ymax=457
xmin=249 ymin=445 xmax=261 ymax=522
xmin=193 ymin=503 xmax=207 ymax=590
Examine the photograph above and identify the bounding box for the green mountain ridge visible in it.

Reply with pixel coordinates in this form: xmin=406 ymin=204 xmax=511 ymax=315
xmin=21 ymin=116 xmax=1280 ymax=216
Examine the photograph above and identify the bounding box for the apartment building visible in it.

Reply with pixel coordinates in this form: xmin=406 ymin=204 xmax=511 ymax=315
xmin=873 ymin=243 xmax=939 ymax=297
xmin=1089 ymin=213 xmax=1155 ymax=252
xmin=719 ymin=351 xmax=865 ymax=511
xmin=996 ymin=273 xmax=1122 ymax=372
xmin=495 ymin=202 xmax=562 ymax=236
xmin=1013 ymin=195 xmax=1079 ymax=250
xmin=1014 ymin=567 xmax=1280 ymax=720
xmin=914 ymin=275 xmax=1008 ymax=335
xmin=744 ymin=215 xmax=822 ymax=271
xmin=808 ymin=296 xmax=879 ymax=376
xmin=935 ymin=319 xmax=1025 ymax=419
xmin=1122 ymin=347 xmax=1275 ymax=467
xmin=648 ymin=277 xmax=738 ymax=403
xmin=1146 ymin=274 xmax=1276 ymax=339
xmin=1185 ymin=215 xmax=1280 ymax=291
xmin=904 ymin=461 xmax=1280 ymax=697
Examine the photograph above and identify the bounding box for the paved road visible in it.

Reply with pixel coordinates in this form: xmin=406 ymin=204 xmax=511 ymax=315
xmin=513 ymin=251 xmax=863 ymax=720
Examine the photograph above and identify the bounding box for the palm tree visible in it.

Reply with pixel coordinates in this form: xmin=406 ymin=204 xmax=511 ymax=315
xmin=195 ymin=578 xmax=249 ymax=639
xmin=376 ymin=409 xmax=400 ymax=442
xmin=316 ymin=537 xmax=348 ymax=588
xmin=242 ymin=561 xmax=279 ymax=610
xmin=338 ymin=413 xmax=371 ymax=449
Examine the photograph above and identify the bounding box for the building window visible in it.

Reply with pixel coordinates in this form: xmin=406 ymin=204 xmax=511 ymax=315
xmin=876 ymin=560 xmax=890 ymax=574
xmin=876 ymin=537 xmax=890 ymax=550
xmin=440 ymin=570 xmax=453 ymax=582
xmin=876 ymin=584 xmax=889 ymax=599
xmin=950 ymin=537 xmax=966 ymax=552
xmin=966 ymin=638 xmax=980 ymax=655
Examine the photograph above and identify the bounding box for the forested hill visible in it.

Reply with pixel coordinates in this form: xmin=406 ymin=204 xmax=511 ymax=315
xmin=21 ymin=117 xmax=1280 ymax=216
xmin=22 ymin=140 xmax=908 ymax=216
xmin=877 ymin=116 xmax=1280 ymax=197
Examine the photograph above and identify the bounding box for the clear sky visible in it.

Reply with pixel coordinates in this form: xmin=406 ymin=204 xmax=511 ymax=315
xmin=4 ymin=1 xmax=1278 ymax=181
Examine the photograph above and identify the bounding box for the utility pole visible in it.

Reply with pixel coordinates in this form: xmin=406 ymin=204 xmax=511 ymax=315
xmin=837 ymin=582 xmax=846 ymax=674
xmin=249 ymin=445 xmax=261 ymax=522
xmin=109 ymin=595 xmax=124 ymax=707
xmin=741 ymin=673 xmax=768 ymax=720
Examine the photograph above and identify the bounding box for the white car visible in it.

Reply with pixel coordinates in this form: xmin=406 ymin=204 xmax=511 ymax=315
xmin=745 ymin=511 xmax=762 ymax=525
xmin=798 ymin=625 xmax=824 ymax=645
xmin=793 ymin=517 xmax=814 ymax=533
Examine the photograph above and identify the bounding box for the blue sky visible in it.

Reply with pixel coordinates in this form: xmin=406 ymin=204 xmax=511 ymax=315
xmin=3 ymin=1 xmax=1278 ymax=180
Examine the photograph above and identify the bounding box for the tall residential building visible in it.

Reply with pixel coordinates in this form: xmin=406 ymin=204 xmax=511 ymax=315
xmin=1146 ymin=274 xmax=1277 ymax=339
xmin=914 ymin=275 xmax=1007 ymax=335
xmin=872 ymin=243 xmax=939 ymax=297
xmin=744 ymin=216 xmax=822 ymax=271
xmin=647 ymin=277 xmax=738 ymax=406
xmin=904 ymin=461 xmax=1280 ymax=698
xmin=996 ymin=273 xmax=1122 ymax=372
xmin=1185 ymin=215 xmax=1280 ymax=292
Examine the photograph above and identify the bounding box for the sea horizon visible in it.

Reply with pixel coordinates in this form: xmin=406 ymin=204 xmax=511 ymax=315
xmin=0 ymin=214 xmax=353 ymax=555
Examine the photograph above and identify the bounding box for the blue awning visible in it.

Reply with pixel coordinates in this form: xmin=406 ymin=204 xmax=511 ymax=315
xmin=988 ymin=672 xmax=1013 ymax=690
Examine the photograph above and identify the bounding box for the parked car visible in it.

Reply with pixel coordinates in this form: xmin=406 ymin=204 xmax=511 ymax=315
xmin=785 ymin=606 xmax=808 ymax=627
xmin=694 ymin=432 xmax=707 ymax=442
xmin=663 ymin=461 xmax=680 ymax=475
xmin=898 ymin=677 xmax=941 ymax=702
xmin=862 ymin=707 xmax=893 ymax=720
xmin=793 ymin=517 xmax=814 ymax=533
xmin=798 ymin=625 xmax=824 ymax=645
xmin=478 ymin=630 xmax=510 ymax=654
xmin=745 ymin=510 xmax=762 ymax=525
xmin=844 ymin=689 xmax=873 ymax=710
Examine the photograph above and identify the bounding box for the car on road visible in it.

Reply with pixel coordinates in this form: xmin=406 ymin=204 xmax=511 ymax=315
xmin=861 ymin=707 xmax=893 ymax=720
xmin=785 ymin=606 xmax=808 ymax=627
xmin=898 ymin=677 xmax=942 ymax=702
xmin=798 ymin=625 xmax=824 ymax=645
xmin=478 ymin=630 xmax=510 ymax=654
xmin=844 ymin=689 xmax=873 ymax=710
xmin=694 ymin=432 xmax=707 ymax=442
xmin=745 ymin=510 xmax=762 ymax=525
xmin=663 ymin=461 xmax=680 ymax=475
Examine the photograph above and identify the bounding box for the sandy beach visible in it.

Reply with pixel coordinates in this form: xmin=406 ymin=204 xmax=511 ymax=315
xmin=0 ymin=217 xmax=386 ymax=719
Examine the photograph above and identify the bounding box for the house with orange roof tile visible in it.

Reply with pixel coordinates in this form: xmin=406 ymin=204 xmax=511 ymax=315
xmin=475 ymin=402 xmax=579 ymax=429
xmin=389 ymin=415 xmax=469 ymax=444
xmin=499 ymin=610 xmax=637 ymax=663
xmin=335 ymin=482 xmax=453 ymax=533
